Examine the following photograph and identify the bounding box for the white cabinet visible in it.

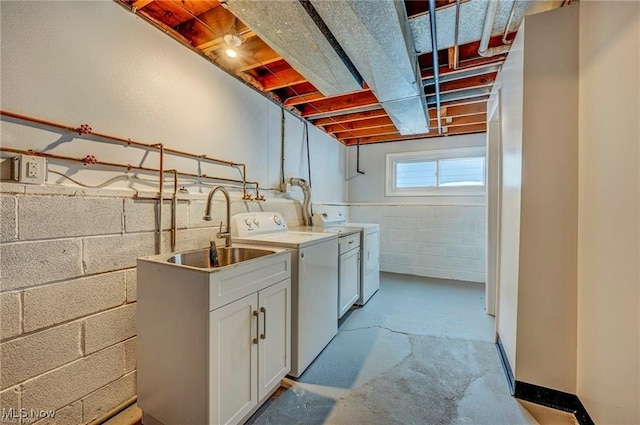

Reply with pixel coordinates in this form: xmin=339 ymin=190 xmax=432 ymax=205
xmin=137 ymin=249 xmax=291 ymax=425
xmin=209 ymin=279 xmax=291 ymax=425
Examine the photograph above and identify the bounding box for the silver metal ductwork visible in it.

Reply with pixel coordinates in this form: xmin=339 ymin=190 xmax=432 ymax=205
xmin=288 ymin=177 xmax=312 ymax=226
xmin=310 ymin=0 xmax=429 ymax=135
xmin=221 ymin=0 xmax=363 ymax=96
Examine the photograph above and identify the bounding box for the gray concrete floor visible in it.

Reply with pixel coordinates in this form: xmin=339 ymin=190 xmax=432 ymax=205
xmin=247 ymin=272 xmax=541 ymax=425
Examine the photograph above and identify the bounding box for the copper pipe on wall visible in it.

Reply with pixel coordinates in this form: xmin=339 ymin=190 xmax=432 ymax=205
xmin=0 ymin=147 xmax=250 ymax=187
xmin=167 ymin=169 xmax=179 ymax=252
xmin=0 ymin=109 xmax=266 ymax=205
xmin=158 ymin=143 xmax=164 ymax=254
xmin=0 ymin=109 xmax=247 ymax=174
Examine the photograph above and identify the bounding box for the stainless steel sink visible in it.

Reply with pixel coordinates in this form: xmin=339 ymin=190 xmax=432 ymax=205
xmin=167 ymin=247 xmax=276 ymax=269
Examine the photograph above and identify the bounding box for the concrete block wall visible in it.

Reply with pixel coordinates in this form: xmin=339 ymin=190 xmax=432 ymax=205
xmin=0 ymin=184 xmax=303 ymax=424
xmin=349 ymin=203 xmax=486 ymax=282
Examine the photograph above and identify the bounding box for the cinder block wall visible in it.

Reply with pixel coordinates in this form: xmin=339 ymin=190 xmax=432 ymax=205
xmin=349 ymin=204 xmax=486 ymax=282
xmin=0 ymin=184 xmax=302 ymax=424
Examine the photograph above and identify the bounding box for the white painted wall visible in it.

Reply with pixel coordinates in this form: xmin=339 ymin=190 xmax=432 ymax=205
xmin=344 ymin=134 xmax=487 ymax=282
xmin=493 ymin=4 xmax=579 ymax=394
xmin=494 ymin=23 xmax=525 ymax=372
xmin=577 ymin=2 xmax=640 ymax=423
xmin=517 ymin=4 xmax=578 ymax=393
xmin=0 ymin=1 xmax=346 ymax=204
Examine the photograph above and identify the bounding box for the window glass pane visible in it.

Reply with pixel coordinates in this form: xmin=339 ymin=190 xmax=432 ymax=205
xmin=395 ymin=160 xmax=436 ymax=188
xmin=438 ymin=157 xmax=485 ymax=187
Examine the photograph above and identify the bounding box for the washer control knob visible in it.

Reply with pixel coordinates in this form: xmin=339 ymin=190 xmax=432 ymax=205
xmin=252 ymin=218 xmax=260 ymax=227
xmin=244 ymin=218 xmax=252 ymax=228
xmin=273 ymin=216 xmax=282 ymax=225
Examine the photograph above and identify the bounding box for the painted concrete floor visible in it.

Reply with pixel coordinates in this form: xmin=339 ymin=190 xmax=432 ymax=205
xmin=118 ymin=272 xmax=575 ymax=425
xmin=246 ymin=272 xmax=574 ymax=425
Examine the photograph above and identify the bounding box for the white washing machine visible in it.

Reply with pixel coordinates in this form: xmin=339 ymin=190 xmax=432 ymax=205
xmin=312 ymin=210 xmax=380 ymax=306
xmin=231 ymin=212 xmax=338 ymax=378
xmin=293 ymin=224 xmax=362 ymax=319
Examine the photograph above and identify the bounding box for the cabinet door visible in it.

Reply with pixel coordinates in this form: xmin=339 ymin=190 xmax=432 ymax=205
xmin=339 ymin=249 xmax=360 ymax=318
xmin=209 ymin=293 xmax=258 ymax=425
xmin=257 ymin=279 xmax=291 ymax=400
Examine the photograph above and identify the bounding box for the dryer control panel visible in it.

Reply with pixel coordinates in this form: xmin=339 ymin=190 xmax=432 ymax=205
xmin=231 ymin=212 xmax=288 ymax=237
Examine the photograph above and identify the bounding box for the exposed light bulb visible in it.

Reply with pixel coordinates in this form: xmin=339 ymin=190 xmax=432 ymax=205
xmin=225 ymin=48 xmax=238 ymax=58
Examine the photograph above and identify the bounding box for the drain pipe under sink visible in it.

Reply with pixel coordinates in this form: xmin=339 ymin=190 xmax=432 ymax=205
xmin=288 ymin=177 xmax=312 ymax=226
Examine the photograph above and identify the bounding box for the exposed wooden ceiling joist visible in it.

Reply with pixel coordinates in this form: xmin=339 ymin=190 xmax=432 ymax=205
xmin=299 ymin=91 xmax=379 ymax=118
xmin=120 ymin=0 xmax=521 ymax=145
xmin=343 ymin=122 xmax=486 ymax=145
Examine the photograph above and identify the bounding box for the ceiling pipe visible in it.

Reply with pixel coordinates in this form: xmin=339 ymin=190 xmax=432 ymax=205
xmin=453 ymin=0 xmax=461 ymax=69
xmin=502 ymin=0 xmax=519 ymax=45
xmin=428 ymin=0 xmax=443 ymax=134
xmin=478 ymin=0 xmax=518 ymax=57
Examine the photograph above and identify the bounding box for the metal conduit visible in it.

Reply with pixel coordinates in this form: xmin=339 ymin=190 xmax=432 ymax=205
xmin=428 ymin=0 xmax=443 ymax=134
xmin=478 ymin=0 xmax=519 ymax=57
xmin=453 ymin=0 xmax=461 ymax=70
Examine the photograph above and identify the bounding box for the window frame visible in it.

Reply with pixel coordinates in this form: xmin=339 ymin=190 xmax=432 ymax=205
xmin=385 ymin=146 xmax=487 ymax=197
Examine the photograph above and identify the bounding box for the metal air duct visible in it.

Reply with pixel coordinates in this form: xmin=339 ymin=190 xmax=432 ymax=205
xmin=310 ymin=0 xmax=430 ymax=135
xmin=221 ymin=0 xmax=363 ymax=96
xmin=288 ymin=177 xmax=312 ymax=226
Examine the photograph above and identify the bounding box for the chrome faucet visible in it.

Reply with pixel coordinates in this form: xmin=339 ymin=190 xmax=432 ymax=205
xmin=203 ymin=186 xmax=232 ymax=248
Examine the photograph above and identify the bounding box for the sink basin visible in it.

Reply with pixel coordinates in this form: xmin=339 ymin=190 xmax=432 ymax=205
xmin=167 ymin=246 xmax=275 ymax=269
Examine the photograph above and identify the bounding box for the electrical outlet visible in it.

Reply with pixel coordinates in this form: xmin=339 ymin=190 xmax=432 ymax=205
xmin=18 ymin=155 xmax=47 ymax=184
xmin=27 ymin=161 xmax=39 ymax=177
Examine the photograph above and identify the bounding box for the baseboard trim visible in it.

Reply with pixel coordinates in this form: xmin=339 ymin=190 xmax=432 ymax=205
xmin=495 ymin=336 xmax=515 ymax=395
xmin=514 ymin=381 xmax=594 ymax=425
xmin=495 ymin=337 xmax=594 ymax=425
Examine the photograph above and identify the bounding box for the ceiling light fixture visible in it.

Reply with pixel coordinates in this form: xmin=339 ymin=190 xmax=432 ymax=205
xmin=223 ymin=17 xmax=242 ymax=58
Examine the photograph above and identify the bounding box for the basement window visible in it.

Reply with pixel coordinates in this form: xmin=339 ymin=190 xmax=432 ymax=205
xmin=385 ymin=147 xmax=486 ymax=197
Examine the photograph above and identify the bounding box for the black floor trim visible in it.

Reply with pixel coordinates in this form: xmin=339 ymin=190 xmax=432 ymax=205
xmin=495 ymin=335 xmax=515 ymax=395
xmin=514 ymin=381 xmax=595 ymax=425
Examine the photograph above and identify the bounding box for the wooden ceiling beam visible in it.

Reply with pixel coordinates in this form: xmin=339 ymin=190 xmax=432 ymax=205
xmin=137 ymin=1 xmax=221 ymax=28
xmin=216 ymin=38 xmax=282 ymax=73
xmin=312 ymin=109 xmax=389 ymax=127
xmin=176 ymin=4 xmax=253 ymax=50
xmin=132 ymin=0 xmax=154 ymax=9
xmin=342 ymin=122 xmax=486 ymax=145
xmin=425 ymin=72 xmax=497 ymax=95
xmin=438 ymin=112 xmax=487 ymax=127
xmin=288 ymin=68 xmax=493 ymax=120
xmin=333 ymin=111 xmax=486 ymax=140
xmin=299 ymin=91 xmax=380 ymax=118
xmin=421 ymin=55 xmax=505 ymax=80
xmin=259 ymin=68 xmax=308 ymax=91
xmin=314 ymin=97 xmax=486 ymax=129
xmin=325 ymin=116 xmax=394 ymax=134
xmin=284 ymin=92 xmax=325 ymax=107
xmin=334 ymin=125 xmax=399 ymax=139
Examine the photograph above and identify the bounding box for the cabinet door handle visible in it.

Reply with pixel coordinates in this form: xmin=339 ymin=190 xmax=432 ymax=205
xmin=253 ymin=310 xmax=259 ymax=344
xmin=260 ymin=307 xmax=267 ymax=340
